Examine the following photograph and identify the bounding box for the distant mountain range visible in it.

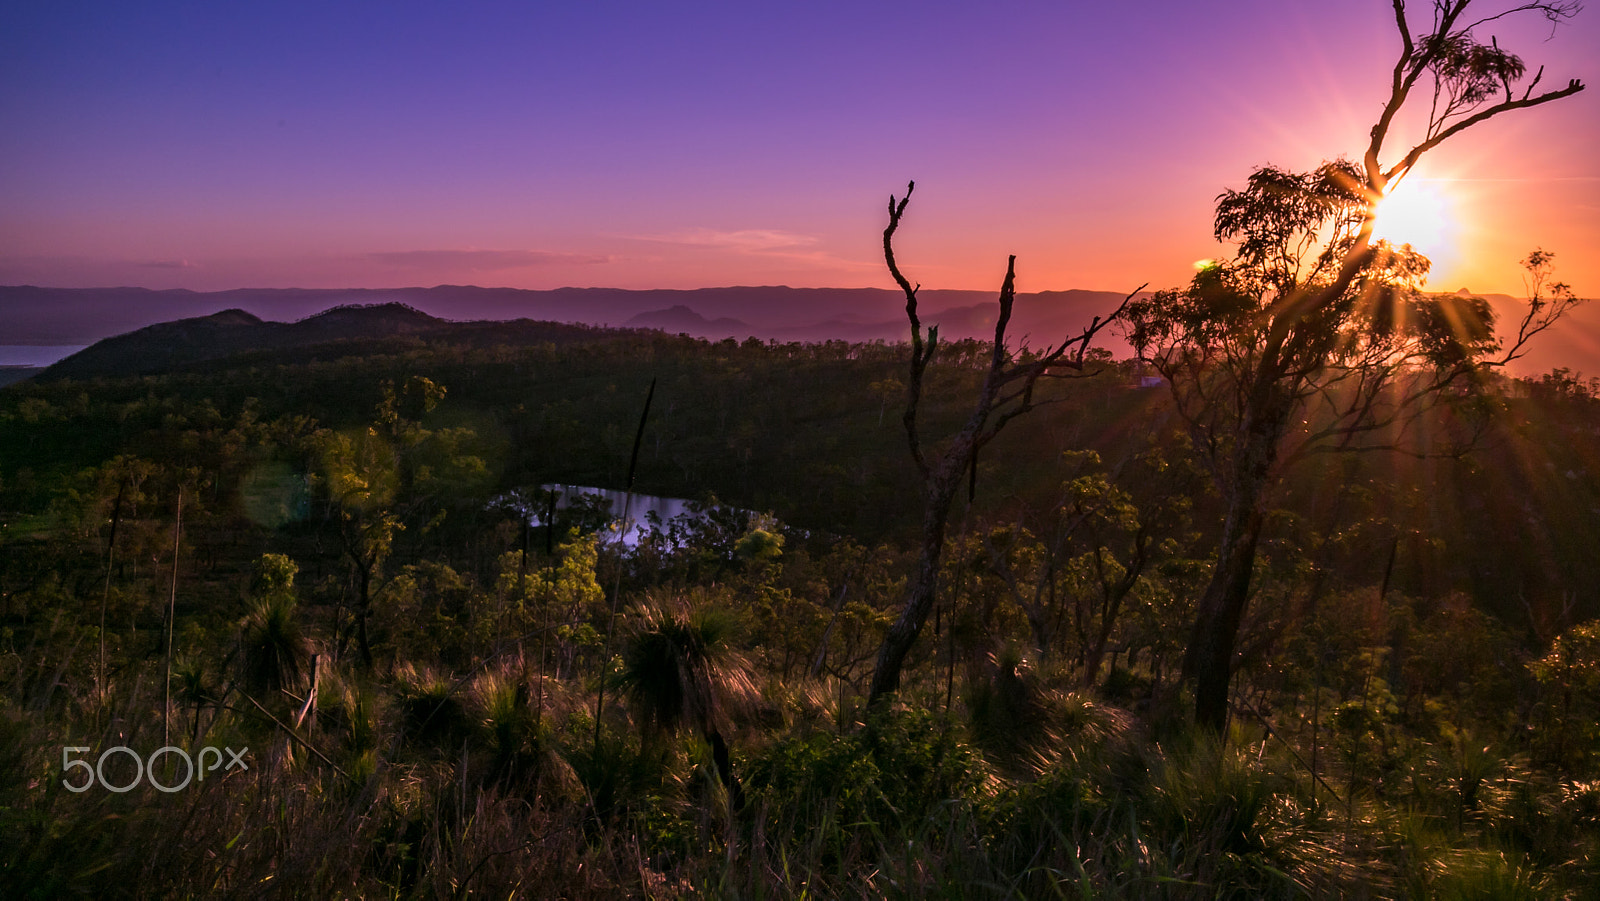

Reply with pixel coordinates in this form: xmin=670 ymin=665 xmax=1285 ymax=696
xmin=3 ymin=283 xmax=1594 ymax=381
xmin=31 ymin=303 xmax=634 ymax=381
xmin=0 ymin=283 xmax=1135 ymax=346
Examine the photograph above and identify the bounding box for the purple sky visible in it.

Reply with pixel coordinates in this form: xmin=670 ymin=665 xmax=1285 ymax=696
xmin=2 ymin=1 xmax=1594 ymax=296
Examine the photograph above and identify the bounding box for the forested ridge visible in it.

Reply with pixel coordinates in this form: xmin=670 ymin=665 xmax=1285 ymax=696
xmin=2 ymin=320 xmax=1599 ymax=897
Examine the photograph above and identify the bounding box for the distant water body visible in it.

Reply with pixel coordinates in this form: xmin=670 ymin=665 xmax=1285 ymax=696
xmin=491 ymin=484 xmax=750 ymax=547
xmin=0 ymin=346 xmax=86 ymax=366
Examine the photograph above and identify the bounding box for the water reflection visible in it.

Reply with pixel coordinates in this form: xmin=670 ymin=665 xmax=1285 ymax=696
xmin=490 ymin=484 xmax=743 ymax=547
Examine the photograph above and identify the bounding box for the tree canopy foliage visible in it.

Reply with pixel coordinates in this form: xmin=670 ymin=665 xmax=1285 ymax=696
xmin=1124 ymin=0 xmax=1586 ymax=730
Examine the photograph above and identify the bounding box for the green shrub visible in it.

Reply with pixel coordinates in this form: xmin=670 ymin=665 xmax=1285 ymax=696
xmin=749 ymin=707 xmax=989 ymax=854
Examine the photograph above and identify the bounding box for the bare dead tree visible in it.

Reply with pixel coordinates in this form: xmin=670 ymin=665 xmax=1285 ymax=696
xmin=867 ymin=181 xmax=1142 ymax=704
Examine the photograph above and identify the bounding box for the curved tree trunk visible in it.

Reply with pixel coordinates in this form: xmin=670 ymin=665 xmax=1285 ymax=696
xmin=1182 ymin=489 xmax=1266 ymax=731
xmin=869 ymin=453 xmax=966 ymax=704
xmin=1182 ymin=394 xmax=1287 ymax=731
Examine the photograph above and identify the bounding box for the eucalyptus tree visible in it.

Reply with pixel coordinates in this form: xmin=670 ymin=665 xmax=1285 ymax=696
xmin=312 ymin=376 xmax=487 ymax=668
xmin=315 ymin=423 xmax=403 ymax=669
xmin=1125 ymin=0 xmax=1586 ymax=730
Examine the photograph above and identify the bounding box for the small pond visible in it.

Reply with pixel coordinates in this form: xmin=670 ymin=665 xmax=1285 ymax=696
xmin=490 ymin=484 xmax=754 ymax=547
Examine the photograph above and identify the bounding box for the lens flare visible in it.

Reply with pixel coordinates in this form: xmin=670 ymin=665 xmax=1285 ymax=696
xmin=1371 ymin=180 xmax=1456 ymax=263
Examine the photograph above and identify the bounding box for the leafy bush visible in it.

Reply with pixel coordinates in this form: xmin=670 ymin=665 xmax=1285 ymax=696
xmin=1529 ymin=620 xmax=1600 ymax=772
xmin=749 ymin=707 xmax=989 ymax=849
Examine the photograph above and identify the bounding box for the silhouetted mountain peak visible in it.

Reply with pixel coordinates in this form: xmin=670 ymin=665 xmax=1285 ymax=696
xmin=32 ymin=300 xmax=626 ymax=381
xmin=205 ymin=308 xmax=264 ymax=326
xmin=299 ymin=302 xmax=440 ymax=329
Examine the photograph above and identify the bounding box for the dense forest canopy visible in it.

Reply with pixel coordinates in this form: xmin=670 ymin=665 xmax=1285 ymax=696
xmin=2 ymin=310 xmax=1598 ymax=894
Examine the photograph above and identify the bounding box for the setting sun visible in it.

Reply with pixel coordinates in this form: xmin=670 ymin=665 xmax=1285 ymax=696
xmin=1371 ymin=179 xmax=1457 ymax=263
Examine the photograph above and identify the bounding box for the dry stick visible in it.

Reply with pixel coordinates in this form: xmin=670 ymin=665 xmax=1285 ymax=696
xmin=592 ymin=377 xmax=656 ymax=756
xmin=1237 ymin=696 xmax=1345 ymax=811
xmin=293 ymin=653 xmax=320 ymax=730
xmin=163 ymin=485 xmax=182 ymax=749
xmin=535 ymin=489 xmax=557 ymax=735
xmin=96 ymin=478 xmax=126 ymax=734
xmin=240 ymin=691 xmax=350 ymax=779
